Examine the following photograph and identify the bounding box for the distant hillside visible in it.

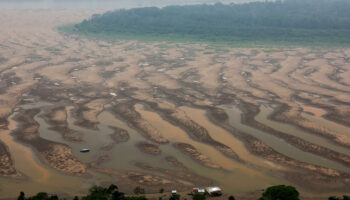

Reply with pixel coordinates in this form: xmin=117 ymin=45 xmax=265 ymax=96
xmin=74 ymin=0 xmax=350 ymax=46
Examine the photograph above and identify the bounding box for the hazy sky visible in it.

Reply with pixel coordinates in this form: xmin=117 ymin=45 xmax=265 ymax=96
xmin=0 ymin=0 xmax=263 ymax=9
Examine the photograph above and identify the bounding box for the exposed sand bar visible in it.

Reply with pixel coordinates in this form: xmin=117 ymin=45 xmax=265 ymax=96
xmin=303 ymin=113 xmax=350 ymax=139
xmin=223 ymin=105 xmax=350 ymax=173
xmin=180 ymin=106 xmax=277 ymax=169
xmin=0 ymin=112 xmax=87 ymax=198
xmin=96 ymin=111 xmax=175 ymax=171
xmin=256 ymin=106 xmax=350 ymax=156
xmin=135 ymin=104 xmax=237 ymax=170
xmin=134 ymin=104 xmax=282 ymax=193
xmin=0 ymin=7 xmax=349 ymax=197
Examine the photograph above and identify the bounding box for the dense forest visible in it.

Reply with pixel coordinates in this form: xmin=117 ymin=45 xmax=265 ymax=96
xmin=14 ymin=184 xmax=350 ymax=200
xmin=73 ymin=0 xmax=350 ymax=45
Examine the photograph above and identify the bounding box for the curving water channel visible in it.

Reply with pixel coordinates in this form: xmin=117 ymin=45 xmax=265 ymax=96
xmin=255 ymin=105 xmax=350 ymax=157
xmin=222 ymin=105 xmax=350 ymax=173
xmin=35 ymin=103 xmax=174 ymax=171
xmin=29 ymin=101 xmax=283 ymax=193
xmin=96 ymin=110 xmax=174 ymax=171
xmin=3 ymin=100 xmax=348 ymax=197
xmin=179 ymin=106 xmax=279 ymax=169
xmin=302 ymin=113 xmax=350 ymax=139
xmin=0 ymin=110 xmax=90 ymax=198
xmin=134 ymin=104 xmax=282 ymax=193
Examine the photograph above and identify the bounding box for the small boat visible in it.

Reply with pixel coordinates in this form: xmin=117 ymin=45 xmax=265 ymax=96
xmin=80 ymin=148 xmax=90 ymax=153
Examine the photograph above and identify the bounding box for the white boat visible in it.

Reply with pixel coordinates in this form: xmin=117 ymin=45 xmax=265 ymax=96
xmin=80 ymin=148 xmax=90 ymax=153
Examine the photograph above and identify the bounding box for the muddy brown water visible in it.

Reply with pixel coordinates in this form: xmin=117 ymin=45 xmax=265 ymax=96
xmin=0 ymin=102 xmax=170 ymax=198
xmin=179 ymin=106 xmax=279 ymax=169
xmin=135 ymin=104 xmax=282 ymax=193
xmin=0 ymin=111 xmax=90 ymax=198
xmin=5 ymin=101 xmax=282 ymax=194
xmin=302 ymin=113 xmax=350 ymax=139
xmin=256 ymin=105 xmax=350 ymax=157
xmin=34 ymin=102 xmax=174 ymax=171
xmin=223 ymin=105 xmax=350 ymax=173
xmin=96 ymin=110 xmax=175 ymax=171
xmin=2 ymin=101 xmax=349 ymax=197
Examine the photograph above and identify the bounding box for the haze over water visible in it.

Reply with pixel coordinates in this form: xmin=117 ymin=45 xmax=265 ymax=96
xmin=0 ymin=0 xmax=262 ymax=10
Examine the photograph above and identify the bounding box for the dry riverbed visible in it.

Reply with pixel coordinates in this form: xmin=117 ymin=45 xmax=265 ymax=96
xmin=0 ymin=8 xmax=349 ymax=199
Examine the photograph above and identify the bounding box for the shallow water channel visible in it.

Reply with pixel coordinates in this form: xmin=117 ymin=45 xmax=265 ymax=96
xmin=3 ymin=100 xmax=348 ymax=197
xmin=255 ymin=105 xmax=350 ymax=157
xmin=1 ymin=101 xmax=285 ymax=195
xmin=0 ymin=110 xmax=89 ymax=198
xmin=134 ymin=104 xmax=282 ymax=193
xmin=222 ymin=105 xmax=350 ymax=173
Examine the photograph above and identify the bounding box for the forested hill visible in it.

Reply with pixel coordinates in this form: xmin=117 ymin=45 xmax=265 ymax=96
xmin=74 ymin=0 xmax=350 ymax=46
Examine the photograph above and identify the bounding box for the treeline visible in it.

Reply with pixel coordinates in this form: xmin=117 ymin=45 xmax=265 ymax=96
xmin=74 ymin=0 xmax=350 ymax=45
xmin=15 ymin=184 xmax=350 ymax=200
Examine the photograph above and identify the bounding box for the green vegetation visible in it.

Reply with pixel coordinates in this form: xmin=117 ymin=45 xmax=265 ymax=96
xmin=192 ymin=194 xmax=206 ymax=200
xmin=169 ymin=194 xmax=180 ymax=200
xmin=228 ymin=196 xmax=235 ymax=200
xmin=159 ymin=188 xmax=164 ymax=194
xmin=259 ymin=185 xmax=299 ymax=200
xmin=71 ymin=0 xmax=350 ymax=46
xmin=15 ymin=184 xmax=349 ymax=200
xmin=329 ymin=196 xmax=350 ymax=200
xmin=17 ymin=192 xmax=58 ymax=200
xmin=133 ymin=186 xmax=146 ymax=195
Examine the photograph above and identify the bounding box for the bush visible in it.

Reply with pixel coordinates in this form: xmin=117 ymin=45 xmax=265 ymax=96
xmin=328 ymin=196 xmax=350 ymax=200
xmin=81 ymin=184 xmax=125 ymax=200
xmin=17 ymin=192 xmax=25 ymax=200
xmin=133 ymin=186 xmax=146 ymax=195
xmin=192 ymin=193 xmax=206 ymax=200
xmin=259 ymin=185 xmax=299 ymax=200
xmin=169 ymin=194 xmax=180 ymax=200
xmin=228 ymin=196 xmax=235 ymax=200
xmin=17 ymin=192 xmax=60 ymax=200
xmin=329 ymin=197 xmax=340 ymax=200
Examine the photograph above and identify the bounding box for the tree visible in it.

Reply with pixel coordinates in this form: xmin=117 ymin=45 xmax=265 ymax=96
xmin=18 ymin=192 xmax=25 ymax=200
xmin=49 ymin=195 xmax=58 ymax=200
xmin=159 ymin=188 xmax=164 ymax=194
xmin=27 ymin=192 xmax=49 ymax=200
xmin=192 ymin=193 xmax=206 ymax=200
xmin=133 ymin=187 xmax=145 ymax=195
xmin=81 ymin=185 xmax=113 ymax=200
xmin=74 ymin=0 xmax=350 ymax=46
xmin=328 ymin=196 xmax=350 ymax=200
xmin=73 ymin=197 xmax=79 ymax=200
xmin=79 ymin=184 xmax=125 ymax=200
xmin=169 ymin=194 xmax=180 ymax=200
xmin=112 ymin=190 xmax=125 ymax=200
xmin=259 ymin=185 xmax=299 ymax=200
xmin=107 ymin=184 xmax=118 ymax=194
xmin=228 ymin=196 xmax=235 ymax=200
